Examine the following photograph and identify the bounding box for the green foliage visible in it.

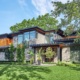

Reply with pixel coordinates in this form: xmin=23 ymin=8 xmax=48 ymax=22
xmin=37 ymin=48 xmax=44 ymax=61
xmin=21 ymin=45 xmax=26 ymax=64
xmin=29 ymin=50 xmax=34 ymax=57
xmin=0 ymin=65 xmax=80 ymax=80
xmin=5 ymin=49 xmax=10 ymax=60
xmin=57 ymin=61 xmax=76 ymax=67
xmin=16 ymin=45 xmax=26 ymax=64
xmin=29 ymin=50 xmax=34 ymax=64
xmin=16 ymin=45 xmax=22 ymax=63
xmin=52 ymin=0 xmax=80 ymax=36
xmin=10 ymin=13 xmax=58 ymax=32
xmin=5 ymin=44 xmax=15 ymax=62
xmin=45 ymin=47 xmax=56 ymax=59
xmin=8 ymin=44 xmax=15 ymax=61
xmin=30 ymin=57 xmax=34 ymax=64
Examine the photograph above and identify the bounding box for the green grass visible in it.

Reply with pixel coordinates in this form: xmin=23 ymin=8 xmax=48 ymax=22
xmin=0 ymin=64 xmax=80 ymax=80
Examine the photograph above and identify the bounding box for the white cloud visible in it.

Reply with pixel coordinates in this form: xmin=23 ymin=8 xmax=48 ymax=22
xmin=32 ymin=0 xmax=54 ymax=16
xmin=32 ymin=0 xmax=73 ymax=16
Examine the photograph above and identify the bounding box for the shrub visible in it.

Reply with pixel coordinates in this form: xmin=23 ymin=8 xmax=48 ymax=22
xmin=45 ymin=47 xmax=56 ymax=61
xmin=57 ymin=61 xmax=76 ymax=67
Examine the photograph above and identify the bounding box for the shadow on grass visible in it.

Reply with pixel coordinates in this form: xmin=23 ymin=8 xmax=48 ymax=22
xmin=0 ymin=65 xmax=51 ymax=80
xmin=69 ymin=66 xmax=80 ymax=71
xmin=64 ymin=64 xmax=80 ymax=71
xmin=0 ymin=64 xmax=10 ymax=76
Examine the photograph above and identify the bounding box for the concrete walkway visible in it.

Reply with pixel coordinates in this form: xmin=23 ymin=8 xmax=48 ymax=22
xmin=33 ymin=63 xmax=56 ymax=66
xmin=40 ymin=64 xmax=56 ymax=66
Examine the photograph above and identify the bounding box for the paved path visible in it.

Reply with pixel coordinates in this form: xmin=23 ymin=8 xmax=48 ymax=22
xmin=33 ymin=63 xmax=56 ymax=66
xmin=40 ymin=64 xmax=56 ymax=66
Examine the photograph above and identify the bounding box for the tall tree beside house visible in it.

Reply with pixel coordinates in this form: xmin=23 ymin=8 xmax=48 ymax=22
xmin=5 ymin=49 xmax=10 ymax=60
xmin=8 ymin=44 xmax=15 ymax=61
xmin=16 ymin=45 xmax=22 ymax=63
xmin=45 ymin=47 xmax=56 ymax=62
xmin=10 ymin=13 xmax=58 ymax=32
xmin=21 ymin=45 xmax=26 ymax=64
xmin=51 ymin=0 xmax=80 ymax=36
xmin=16 ymin=44 xmax=26 ymax=64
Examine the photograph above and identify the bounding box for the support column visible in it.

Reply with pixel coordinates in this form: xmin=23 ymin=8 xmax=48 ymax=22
xmin=34 ymin=48 xmax=38 ymax=64
xmin=57 ymin=47 xmax=61 ymax=61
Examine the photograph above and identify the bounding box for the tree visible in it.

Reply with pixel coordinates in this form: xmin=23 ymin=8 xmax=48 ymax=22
xmin=16 ymin=44 xmax=26 ymax=64
xmin=21 ymin=45 xmax=26 ymax=64
xmin=45 ymin=47 xmax=56 ymax=62
xmin=29 ymin=50 xmax=34 ymax=64
xmin=51 ymin=0 xmax=80 ymax=35
xmin=10 ymin=13 xmax=58 ymax=32
xmin=37 ymin=48 xmax=45 ymax=63
xmin=16 ymin=45 xmax=22 ymax=63
xmin=8 ymin=44 xmax=15 ymax=61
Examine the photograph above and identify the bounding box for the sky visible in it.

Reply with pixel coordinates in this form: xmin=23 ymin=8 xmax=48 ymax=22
xmin=0 ymin=0 xmax=72 ymax=34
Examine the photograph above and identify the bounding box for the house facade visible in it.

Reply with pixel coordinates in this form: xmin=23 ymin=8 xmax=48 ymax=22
xmin=0 ymin=27 xmax=80 ymax=63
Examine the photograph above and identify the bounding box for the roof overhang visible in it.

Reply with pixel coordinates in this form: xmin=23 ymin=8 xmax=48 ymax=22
xmin=30 ymin=43 xmax=59 ymax=48
xmin=0 ymin=46 xmax=10 ymax=49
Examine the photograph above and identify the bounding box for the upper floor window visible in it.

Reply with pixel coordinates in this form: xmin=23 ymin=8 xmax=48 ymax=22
xmin=24 ymin=32 xmax=29 ymax=41
xmin=30 ymin=31 xmax=37 ymax=40
xmin=18 ymin=34 xmax=23 ymax=44
xmin=13 ymin=36 xmax=18 ymax=47
xmin=50 ymin=33 xmax=54 ymax=43
xmin=45 ymin=32 xmax=54 ymax=43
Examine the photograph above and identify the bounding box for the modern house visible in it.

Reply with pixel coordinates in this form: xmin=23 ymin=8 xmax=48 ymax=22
xmin=0 ymin=27 xmax=80 ymax=63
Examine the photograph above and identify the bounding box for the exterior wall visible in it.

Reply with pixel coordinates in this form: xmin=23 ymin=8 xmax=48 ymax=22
xmin=62 ymin=47 xmax=70 ymax=62
xmin=54 ymin=53 xmax=58 ymax=63
xmin=0 ymin=52 xmax=5 ymax=61
xmin=36 ymin=33 xmax=45 ymax=44
xmin=0 ymin=38 xmax=12 ymax=46
xmin=55 ymin=34 xmax=63 ymax=40
xmin=70 ymin=46 xmax=80 ymax=62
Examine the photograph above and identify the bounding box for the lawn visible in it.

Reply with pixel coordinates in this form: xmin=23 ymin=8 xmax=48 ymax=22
xmin=0 ymin=64 xmax=80 ymax=80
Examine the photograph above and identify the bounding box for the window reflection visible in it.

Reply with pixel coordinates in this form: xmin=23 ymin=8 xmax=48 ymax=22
xmin=18 ymin=34 xmax=23 ymax=44
xmin=30 ymin=31 xmax=36 ymax=40
xmin=24 ymin=32 xmax=29 ymax=48
xmin=50 ymin=33 xmax=54 ymax=43
xmin=45 ymin=32 xmax=54 ymax=43
xmin=24 ymin=32 xmax=29 ymax=41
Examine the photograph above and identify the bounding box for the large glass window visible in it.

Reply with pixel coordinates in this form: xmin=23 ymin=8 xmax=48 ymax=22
xmin=50 ymin=33 xmax=54 ymax=43
xmin=45 ymin=32 xmax=54 ymax=43
xmin=13 ymin=36 xmax=18 ymax=47
xmin=24 ymin=32 xmax=29 ymax=41
xmin=18 ymin=34 xmax=23 ymax=44
xmin=30 ymin=31 xmax=37 ymax=40
xmin=45 ymin=35 xmax=50 ymax=43
xmin=24 ymin=32 xmax=29 ymax=48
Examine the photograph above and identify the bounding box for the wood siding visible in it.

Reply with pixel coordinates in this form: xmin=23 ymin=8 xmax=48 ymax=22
xmin=0 ymin=38 xmax=12 ymax=46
